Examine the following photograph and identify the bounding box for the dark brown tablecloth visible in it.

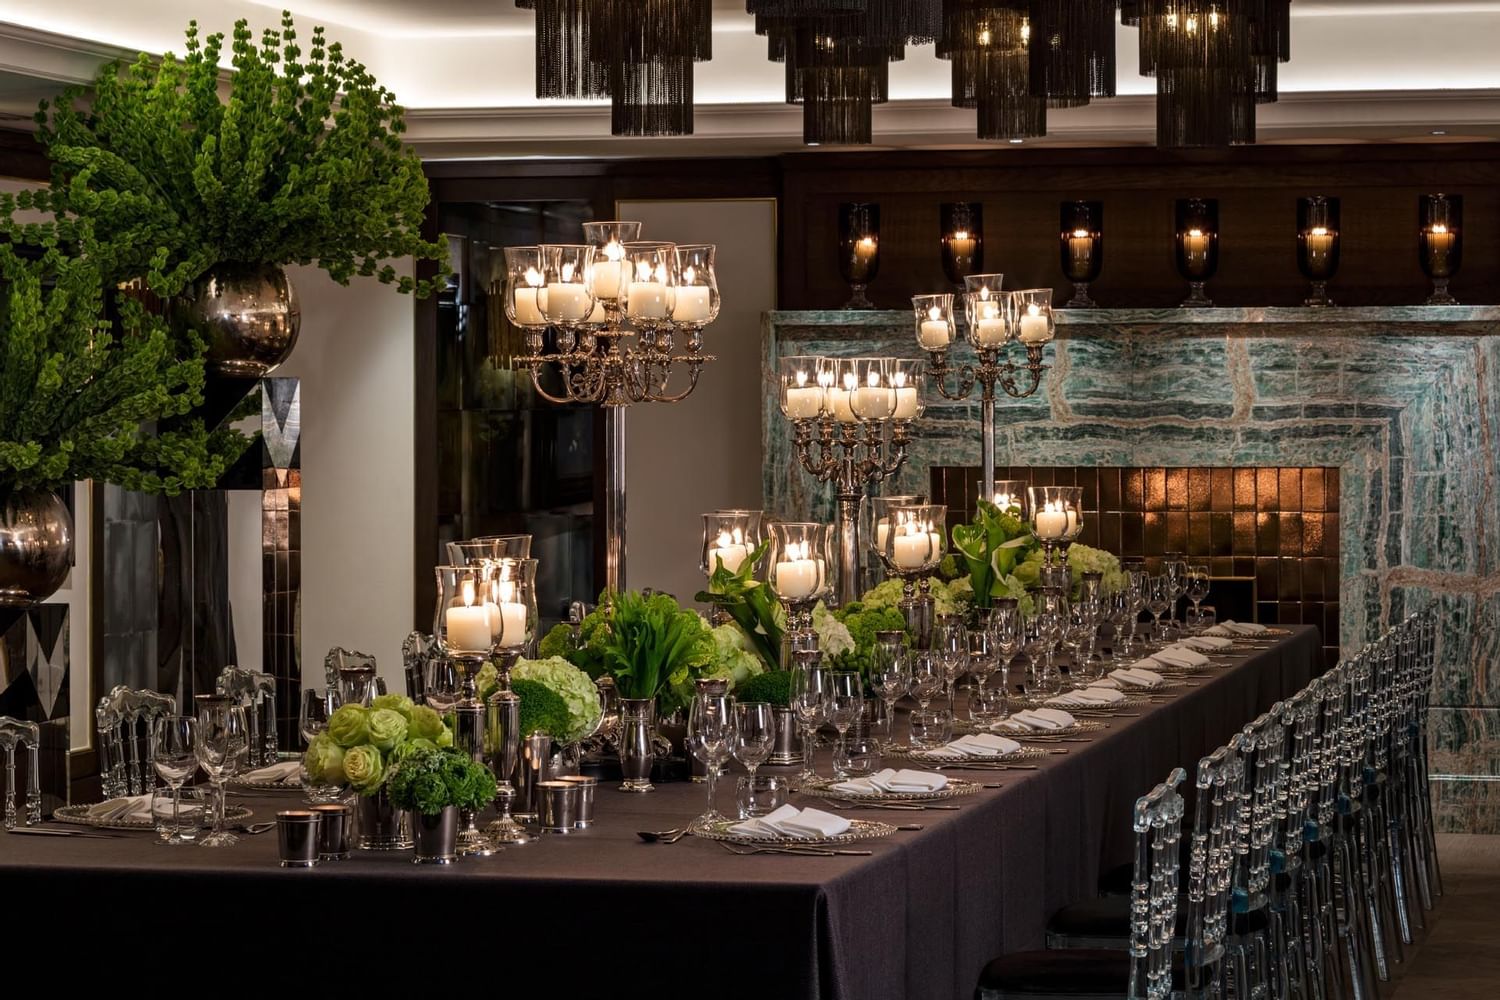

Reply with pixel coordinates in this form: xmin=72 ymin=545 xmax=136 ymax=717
xmin=0 ymin=627 xmax=1321 ymax=999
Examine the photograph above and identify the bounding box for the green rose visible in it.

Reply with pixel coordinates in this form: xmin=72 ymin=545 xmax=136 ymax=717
xmin=303 ymin=733 xmax=346 ymax=784
xmin=407 ymin=704 xmax=447 ymax=743
xmin=343 ymin=744 xmax=385 ymax=793
xmin=367 ymin=708 xmax=409 ymax=751
xmin=435 ymin=725 xmax=453 ymax=748
xmin=391 ymin=737 xmax=437 ymax=764
xmin=327 ymin=704 xmax=371 ymax=748
xmin=371 ymin=692 xmax=415 ymax=721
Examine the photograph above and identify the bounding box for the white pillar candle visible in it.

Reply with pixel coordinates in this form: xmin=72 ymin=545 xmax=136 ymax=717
xmin=853 ymin=385 xmax=894 ymax=419
xmin=876 ymin=521 xmax=890 ymax=551
xmin=672 ymin=286 xmax=712 ymax=322
xmin=974 ymin=315 xmax=1007 ymax=346
xmin=1068 ymin=231 xmax=1094 ymax=272
xmin=592 ymin=252 xmax=623 ymax=300
xmin=514 ymin=287 xmax=547 ymax=325
xmin=929 ymin=530 xmax=944 ymax=555
xmin=826 ymin=387 xmax=856 ymax=424
xmin=546 ymin=283 xmax=590 ymax=322
xmin=1018 ymin=306 xmax=1051 ymax=344
xmin=777 ymin=559 xmax=819 ymax=599
xmin=786 ymin=386 xmax=823 ymax=419
xmin=1034 ymin=501 xmax=1069 ymax=540
xmin=446 ymin=605 xmax=492 ymax=652
xmin=497 ymin=602 xmax=528 ymax=647
xmin=919 ymin=313 xmax=950 ymax=349
xmin=626 ymin=281 xmax=670 ymax=320
xmin=893 ymin=533 xmax=930 ymax=570
xmin=1066 ymin=509 xmax=1079 ymax=534
xmin=483 ymin=601 xmax=502 ymax=639
xmin=711 ymin=542 xmax=749 ymax=574
xmin=893 ymin=386 xmax=919 ymax=420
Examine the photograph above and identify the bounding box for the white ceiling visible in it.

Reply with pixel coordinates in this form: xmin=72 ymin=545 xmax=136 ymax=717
xmin=0 ymin=0 xmax=1497 ymax=157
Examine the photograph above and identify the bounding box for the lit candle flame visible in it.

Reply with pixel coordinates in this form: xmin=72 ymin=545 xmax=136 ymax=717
xmin=1310 ymin=226 xmax=1329 ymax=237
xmin=866 ymin=369 xmax=881 ymax=388
xmin=604 ymin=240 xmax=623 ymax=261
xmin=927 ymin=305 xmax=943 ymax=322
xmin=561 ymin=262 xmax=575 ymax=282
xmin=717 ymin=530 xmax=733 ymax=548
xmin=1027 ymin=302 xmax=1041 ymax=318
xmin=843 ymin=372 xmax=858 ymax=391
xmin=635 ymin=261 xmax=653 ymax=281
xmin=683 ymin=265 xmax=696 ymax=284
xmin=524 ymin=266 xmax=543 ymax=288
xmin=892 ymin=369 xmax=908 ymax=388
xmin=1072 ymin=228 xmax=1091 ymax=239
xmin=498 ymin=579 xmax=515 ymax=603
xmin=1188 ymin=228 xmax=1204 ymax=238
xmin=795 ymin=369 xmax=809 ymax=388
xmin=1431 ymin=223 xmax=1449 ymax=235
xmin=732 ymin=527 xmax=743 ymax=545
xmin=461 ymin=577 xmax=475 ymax=608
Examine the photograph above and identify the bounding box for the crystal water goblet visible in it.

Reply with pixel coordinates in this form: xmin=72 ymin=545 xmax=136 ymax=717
xmin=907 ymin=651 xmax=946 ymax=746
xmin=732 ymin=701 xmax=774 ymax=779
xmin=790 ymin=657 xmax=826 ymax=787
xmin=1164 ymin=554 xmax=1188 ymax=636
xmin=988 ymin=600 xmax=1022 ymax=720
xmin=825 ymin=671 xmax=864 ymax=778
xmin=1186 ymin=564 xmax=1211 ymax=630
xmin=686 ymin=690 xmax=733 ymax=828
xmin=152 ymin=716 xmax=198 ymax=846
xmin=966 ymin=630 xmax=998 ymax=722
xmin=194 ymin=701 xmax=248 ymax=848
xmin=1146 ymin=575 xmax=1173 ymax=646
xmin=869 ymin=631 xmax=908 ymax=746
xmin=299 ymin=688 xmax=336 ymax=746
xmin=1034 ymin=590 xmax=1069 ymax=696
xmin=1125 ymin=563 xmax=1150 ymax=650
xmin=934 ymin=614 xmax=969 ymax=713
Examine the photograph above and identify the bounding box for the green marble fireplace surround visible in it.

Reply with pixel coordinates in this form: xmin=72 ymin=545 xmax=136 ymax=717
xmin=762 ymin=307 xmax=1500 ymax=832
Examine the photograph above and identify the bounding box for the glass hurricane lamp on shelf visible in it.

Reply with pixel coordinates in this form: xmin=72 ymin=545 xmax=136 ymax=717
xmin=877 ymin=503 xmax=947 ymax=638
xmin=1060 ymin=201 xmax=1103 ymax=308
xmin=982 ymin=479 xmax=1028 ymax=515
xmin=1418 ymin=194 xmax=1463 ymax=306
xmin=1026 ymin=486 xmax=1083 ymax=567
xmin=940 ymin=202 xmax=985 ymax=291
xmin=1174 ymin=198 xmax=1219 ymax=308
xmin=838 ymin=202 xmax=880 ymax=309
xmin=1296 ymin=196 xmax=1340 ymax=308
xmin=767 ymin=522 xmax=834 ymax=641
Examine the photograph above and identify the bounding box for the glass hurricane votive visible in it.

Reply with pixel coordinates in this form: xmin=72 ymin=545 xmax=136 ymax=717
xmin=1060 ymin=201 xmax=1103 ymax=308
xmin=1012 ymin=289 xmax=1056 ymax=347
xmin=940 ymin=202 xmax=985 ymax=289
xmin=838 ymin=202 xmax=880 ymax=310
xmin=620 ymin=241 xmax=678 ymax=325
xmin=701 ymin=511 xmax=760 ymax=578
xmin=1174 ymin=198 xmax=1220 ymax=308
xmin=1026 ymin=486 xmax=1083 ymax=566
xmin=433 ymin=564 xmax=493 ymax=703
xmin=964 ymin=285 xmax=1009 ymax=350
xmin=539 ymin=244 xmax=595 ymax=324
xmin=490 ymin=557 xmax=539 ymax=654
xmin=888 ymin=359 xmax=925 ymax=423
xmin=767 ymin=521 xmax=834 ymax=636
xmin=913 ymin=293 xmax=956 ymax=354
xmin=818 ymin=356 xmax=858 ymax=424
xmin=849 ymin=358 xmax=896 ymax=422
xmin=1419 ymin=194 xmax=1463 ymax=306
xmin=503 ymin=246 xmax=549 ymax=330
xmin=580 ymin=220 xmax=643 ymax=307
xmin=778 ymin=355 xmax=826 ymax=421
xmin=868 ymin=494 xmax=928 ymax=568
xmin=672 ymin=244 xmax=720 ymax=328
xmin=982 ymin=479 xmax=1029 ymax=515
xmin=446 ymin=534 xmax=533 ymax=564
xmin=879 ymin=503 xmax=947 ymax=625
xmin=1296 ymin=196 xmax=1340 ymax=308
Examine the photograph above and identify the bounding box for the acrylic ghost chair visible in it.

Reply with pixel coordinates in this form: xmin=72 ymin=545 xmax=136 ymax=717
xmin=0 ymin=717 xmax=42 ymax=828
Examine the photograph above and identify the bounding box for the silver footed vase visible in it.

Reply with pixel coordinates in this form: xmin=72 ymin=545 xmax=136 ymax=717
xmin=617 ymin=698 xmax=657 ymax=793
xmin=355 ymin=787 xmax=412 ymax=850
xmin=0 ymin=489 xmax=73 ymax=607
xmin=172 ymin=262 xmax=301 ymax=378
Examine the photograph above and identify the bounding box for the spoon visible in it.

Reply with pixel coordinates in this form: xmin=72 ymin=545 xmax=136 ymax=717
xmin=232 ymin=822 xmax=277 ymax=835
xmin=637 ymin=828 xmax=688 ymax=844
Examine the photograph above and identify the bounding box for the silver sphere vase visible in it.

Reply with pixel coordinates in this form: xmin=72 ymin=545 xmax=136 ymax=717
xmin=0 ymin=490 xmax=73 ymax=607
xmin=173 ymin=262 xmax=301 ymax=378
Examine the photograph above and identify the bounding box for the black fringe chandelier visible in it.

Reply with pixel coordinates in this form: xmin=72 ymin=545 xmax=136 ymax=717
xmin=516 ymin=1 xmax=1293 ymax=147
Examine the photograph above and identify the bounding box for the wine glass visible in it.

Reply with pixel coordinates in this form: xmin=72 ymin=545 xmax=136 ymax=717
xmin=423 ymin=656 xmax=461 ymax=713
xmin=686 ymin=690 xmax=734 ymax=828
xmin=1034 ymin=589 xmax=1069 ymax=697
xmin=299 ymin=688 xmax=337 ymax=746
xmin=1186 ymin=564 xmax=1211 ymax=630
xmin=733 ymin=701 xmax=775 ymax=780
xmin=1146 ymin=575 xmax=1173 ymax=647
xmin=1064 ymin=607 xmax=1100 ymax=688
xmin=1125 ymin=563 xmax=1150 ymax=653
xmin=1164 ymin=554 xmax=1188 ymax=636
xmin=790 ymin=658 xmax=826 ymax=788
xmin=195 ymin=700 xmax=248 ymax=848
xmin=988 ymin=601 xmax=1022 ymax=720
xmin=934 ymin=614 xmax=969 ymax=714
xmin=869 ymin=631 xmax=908 ymax=747
xmin=151 ymin=716 xmax=198 ymax=846
xmin=966 ymin=630 xmax=998 ymax=722
xmin=825 ymin=671 xmax=864 ymax=779
xmin=907 ymin=651 xmax=947 ymax=748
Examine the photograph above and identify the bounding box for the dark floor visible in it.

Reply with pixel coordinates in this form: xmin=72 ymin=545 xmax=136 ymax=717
xmin=1386 ymin=835 xmax=1500 ymax=998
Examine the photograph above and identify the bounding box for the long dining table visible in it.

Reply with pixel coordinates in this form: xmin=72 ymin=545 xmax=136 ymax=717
xmin=1 ymin=627 xmax=1320 ymax=998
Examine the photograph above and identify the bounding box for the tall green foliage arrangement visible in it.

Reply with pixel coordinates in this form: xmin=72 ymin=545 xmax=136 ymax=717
xmin=0 ymin=244 xmax=245 ymax=495
xmin=0 ymin=11 xmax=447 ymax=297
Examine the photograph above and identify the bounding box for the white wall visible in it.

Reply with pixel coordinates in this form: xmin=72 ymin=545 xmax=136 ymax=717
xmin=617 ymin=200 xmax=777 ymax=605
xmin=266 ymin=264 xmax=416 ymax=694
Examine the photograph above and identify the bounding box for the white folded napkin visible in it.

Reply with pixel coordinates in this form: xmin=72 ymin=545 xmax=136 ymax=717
xmin=1205 ymin=620 xmax=1268 ymax=637
xmin=1047 ymin=686 xmax=1128 ymax=707
xmin=728 ymin=803 xmax=852 ymax=840
xmin=834 ymin=768 xmax=948 ymax=795
xmin=920 ymin=733 xmax=1023 ymax=759
xmin=244 ymin=760 xmax=302 ymax=784
xmin=997 ymin=708 xmax=1077 ymax=732
xmin=1108 ymin=666 xmax=1166 ymax=688
xmin=86 ymin=795 xmax=155 ymax=823
xmin=1149 ymin=646 xmax=1211 ymax=669
xmin=1179 ymin=635 xmax=1234 ymax=650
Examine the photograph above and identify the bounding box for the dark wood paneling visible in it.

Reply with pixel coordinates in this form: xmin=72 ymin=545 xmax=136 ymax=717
xmin=0 ymin=129 xmax=48 ymax=182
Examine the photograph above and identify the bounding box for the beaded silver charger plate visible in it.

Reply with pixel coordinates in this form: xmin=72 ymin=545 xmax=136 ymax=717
xmin=888 ymin=744 xmax=1051 ymax=765
xmin=1016 ymin=694 xmax=1152 ymax=712
xmin=52 ymin=803 xmax=254 ymax=831
xmin=958 ymin=718 xmax=1107 ymax=738
xmin=802 ymin=776 xmax=983 ymax=803
xmin=226 ymin=774 xmax=304 ymax=792
xmin=694 ymin=817 xmax=897 ymax=847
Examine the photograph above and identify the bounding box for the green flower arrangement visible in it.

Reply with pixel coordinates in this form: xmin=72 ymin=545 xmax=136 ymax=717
xmin=596 ymin=590 xmax=717 ymax=719
xmin=1 ymin=12 xmax=447 ymax=298
xmin=303 ymin=698 xmax=453 ymax=796
xmin=695 ymin=540 xmax=784 ymax=671
xmin=856 ymin=575 xmax=971 ymax=618
xmin=511 ymin=678 xmax=572 ymax=742
xmin=474 ymin=655 xmax=603 ymax=744
xmin=387 ymin=745 xmax=496 ymax=817
xmin=825 ymin=601 xmax=911 ymax=685
xmin=735 ymin=670 xmax=793 ymax=709
xmin=0 ymin=243 xmax=247 ymax=495
xmin=949 ymin=500 xmax=1040 ymax=610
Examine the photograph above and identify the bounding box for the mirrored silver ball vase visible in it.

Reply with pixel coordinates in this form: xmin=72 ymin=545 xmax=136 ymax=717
xmin=0 ymin=490 xmax=73 ymax=607
xmin=173 ymin=262 xmax=301 ymax=378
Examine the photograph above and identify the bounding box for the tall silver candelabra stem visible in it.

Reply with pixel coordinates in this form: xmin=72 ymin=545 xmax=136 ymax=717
xmin=926 ymin=342 xmax=1049 ymax=494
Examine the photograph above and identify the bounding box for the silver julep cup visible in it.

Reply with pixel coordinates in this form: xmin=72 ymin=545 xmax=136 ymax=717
xmin=277 ymin=810 xmax=321 ymax=868
xmin=516 ymin=731 xmax=552 ymax=819
xmin=557 ymin=774 xmax=597 ymax=828
xmin=310 ymin=803 xmax=351 ymax=860
xmin=537 ymin=781 xmax=580 ymax=834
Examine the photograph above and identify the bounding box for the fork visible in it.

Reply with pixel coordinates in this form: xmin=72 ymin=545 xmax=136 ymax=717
xmin=719 ymin=842 xmax=872 ymax=857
